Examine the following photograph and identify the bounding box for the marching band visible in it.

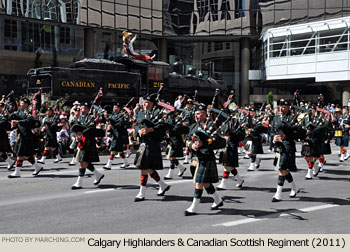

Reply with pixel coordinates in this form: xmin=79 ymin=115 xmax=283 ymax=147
xmin=0 ymin=88 xmax=349 ymax=216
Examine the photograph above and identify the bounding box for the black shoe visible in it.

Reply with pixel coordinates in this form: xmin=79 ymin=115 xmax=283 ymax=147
xmin=216 ymin=187 xmax=226 ymax=191
xmin=134 ymin=197 xmax=145 ymax=202
xmin=94 ymin=174 xmax=104 ymax=186
xmin=164 ymin=177 xmax=172 ymax=180
xmin=289 ymin=189 xmax=300 ymax=198
xmin=32 ymin=167 xmax=43 ymax=176
xmin=103 ymin=166 xmax=111 ymax=170
xmin=211 ymin=201 xmax=224 ymax=210
xmin=157 ymin=185 xmax=170 ymax=196
xmin=178 ymin=168 xmax=187 ymax=177
xmin=237 ymin=179 xmax=244 ymax=188
xmin=8 ymin=175 xmax=20 ymax=178
xmin=37 ymin=160 xmax=45 ymax=164
xmin=71 ymin=185 xmax=82 ymax=190
xmin=272 ymin=197 xmax=281 ymax=202
xmin=184 ymin=210 xmax=197 ymax=216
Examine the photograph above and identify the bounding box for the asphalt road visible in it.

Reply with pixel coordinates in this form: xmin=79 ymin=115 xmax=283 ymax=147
xmin=0 ymin=144 xmax=349 ymax=234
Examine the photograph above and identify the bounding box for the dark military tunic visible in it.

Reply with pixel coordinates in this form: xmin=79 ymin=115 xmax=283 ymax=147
xmin=186 ymin=121 xmax=226 ymax=183
xmin=271 ymin=112 xmax=304 ymax=171
xmin=134 ymin=108 xmax=167 ymax=170
xmin=0 ymin=115 xmax=11 ymax=153
xmin=11 ymin=110 xmax=40 ymax=156
xmin=108 ymin=111 xmax=130 ymax=152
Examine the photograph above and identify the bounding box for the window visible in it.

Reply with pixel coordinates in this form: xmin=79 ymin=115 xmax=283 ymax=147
xmin=207 ymin=42 xmax=212 ymax=52
xmin=226 ymin=42 xmax=231 ymax=50
xmin=60 ymin=27 xmax=71 ymax=44
xmin=149 ymin=66 xmax=164 ymax=81
xmin=214 ymin=42 xmax=223 ymax=51
xmin=234 ymin=0 xmax=245 ymax=19
xmin=221 ymin=0 xmax=232 ymax=20
xmin=4 ymin=19 xmax=18 ymax=51
xmin=210 ymin=0 xmax=218 ymax=21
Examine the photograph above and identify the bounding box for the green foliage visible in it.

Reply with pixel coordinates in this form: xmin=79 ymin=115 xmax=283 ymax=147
xmin=267 ymin=91 xmax=274 ymax=108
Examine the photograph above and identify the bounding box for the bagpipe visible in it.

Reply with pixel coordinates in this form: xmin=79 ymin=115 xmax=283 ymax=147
xmin=139 ymin=84 xmax=175 ymax=128
xmin=0 ymin=90 xmax=15 ymax=120
xmin=108 ymin=97 xmax=134 ymax=126
xmin=72 ymin=87 xmax=104 ymax=133
xmin=43 ymin=98 xmax=64 ymax=126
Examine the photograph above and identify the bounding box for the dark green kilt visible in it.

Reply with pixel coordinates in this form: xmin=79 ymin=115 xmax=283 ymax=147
xmin=222 ymin=142 xmax=239 ymax=167
xmin=194 ymin=160 xmax=219 ymax=184
xmin=78 ymin=141 xmax=100 ymax=163
xmin=0 ymin=131 xmax=11 ymax=153
xmin=301 ymin=140 xmax=322 ymax=158
xmin=44 ymin=136 xmax=59 ymax=148
xmin=139 ymin=143 xmax=163 ymax=170
xmin=17 ymin=136 xmax=36 ymax=156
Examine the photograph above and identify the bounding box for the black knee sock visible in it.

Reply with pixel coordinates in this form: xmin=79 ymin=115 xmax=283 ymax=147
xmin=79 ymin=168 xmax=86 ymax=177
xmin=194 ymin=189 xmax=203 ymax=199
xmin=86 ymin=163 xmax=95 ymax=172
xmin=205 ymin=184 xmax=215 ymax=195
xmin=277 ymin=175 xmax=285 ymax=186
xmin=285 ymin=172 xmax=293 ymax=183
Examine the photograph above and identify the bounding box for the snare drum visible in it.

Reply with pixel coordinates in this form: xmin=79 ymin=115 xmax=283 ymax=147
xmin=335 ymin=130 xmax=343 ymax=137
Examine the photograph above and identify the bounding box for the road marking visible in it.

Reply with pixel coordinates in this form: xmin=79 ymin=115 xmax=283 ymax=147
xmin=212 ymin=204 xmax=338 ymax=227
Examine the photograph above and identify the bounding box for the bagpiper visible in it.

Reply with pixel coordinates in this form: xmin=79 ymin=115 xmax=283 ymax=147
xmin=37 ymin=108 xmax=63 ymax=164
xmin=184 ymin=103 xmax=226 ymax=215
xmin=8 ymin=98 xmax=42 ymax=178
xmin=103 ymin=103 xmax=130 ymax=170
xmin=133 ymin=93 xmax=170 ymax=202
xmin=0 ymin=102 xmax=15 ymax=169
xmin=333 ymin=106 xmax=350 ymax=162
xmin=70 ymin=102 xmax=105 ymax=189
xmin=270 ymin=99 xmax=303 ymax=201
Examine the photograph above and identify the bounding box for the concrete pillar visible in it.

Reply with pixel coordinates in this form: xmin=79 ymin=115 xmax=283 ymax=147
xmin=84 ymin=28 xmax=95 ymax=58
xmin=159 ymin=38 xmax=168 ymax=62
xmin=342 ymin=89 xmax=350 ymax=107
xmin=240 ymin=37 xmax=250 ymax=107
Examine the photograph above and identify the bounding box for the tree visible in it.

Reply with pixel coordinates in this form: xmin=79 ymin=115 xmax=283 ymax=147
xmin=267 ymin=91 xmax=274 ymax=108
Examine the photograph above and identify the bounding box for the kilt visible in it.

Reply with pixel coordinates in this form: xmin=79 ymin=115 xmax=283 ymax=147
xmin=138 ymin=143 xmax=163 ymax=170
xmin=277 ymin=152 xmax=297 ymax=172
xmin=17 ymin=136 xmax=36 ymax=156
xmin=44 ymin=136 xmax=59 ymax=148
xmin=193 ymin=159 xmax=219 ymax=184
xmin=321 ymin=141 xmax=332 ymax=155
xmin=78 ymin=140 xmax=100 ymax=163
xmin=301 ymin=140 xmax=322 ymax=158
xmin=0 ymin=131 xmax=11 ymax=153
xmin=335 ymin=134 xmax=349 ymax=147
xmin=222 ymin=142 xmax=239 ymax=167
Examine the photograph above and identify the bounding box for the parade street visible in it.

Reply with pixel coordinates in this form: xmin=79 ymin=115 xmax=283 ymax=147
xmin=0 ymin=144 xmax=349 ymax=234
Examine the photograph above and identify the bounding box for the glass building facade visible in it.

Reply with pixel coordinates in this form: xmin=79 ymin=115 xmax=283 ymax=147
xmin=1 ymin=0 xmax=350 ymax=104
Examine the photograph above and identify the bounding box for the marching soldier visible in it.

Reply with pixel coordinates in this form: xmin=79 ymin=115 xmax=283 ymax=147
xmin=301 ymin=104 xmax=328 ymax=179
xmin=71 ymin=102 xmax=105 ymax=189
xmin=184 ymin=103 xmax=226 ymax=215
xmin=8 ymin=98 xmax=42 ymax=178
xmin=37 ymin=108 xmax=63 ymax=164
xmin=163 ymin=110 xmax=188 ymax=179
xmin=68 ymin=107 xmax=81 ymax=165
xmin=216 ymin=115 xmax=245 ymax=190
xmin=103 ymin=103 xmax=130 ymax=170
xmin=334 ymin=107 xmax=350 ymax=162
xmin=0 ymin=102 xmax=15 ymax=169
xmin=133 ymin=94 xmax=170 ymax=201
xmin=183 ymin=99 xmax=195 ymax=164
xmin=270 ymin=99 xmax=303 ymax=202
xmin=245 ymin=108 xmax=267 ymax=171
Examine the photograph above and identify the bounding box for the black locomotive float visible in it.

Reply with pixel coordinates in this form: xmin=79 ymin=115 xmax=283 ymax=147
xmin=27 ymin=57 xmax=227 ymax=105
